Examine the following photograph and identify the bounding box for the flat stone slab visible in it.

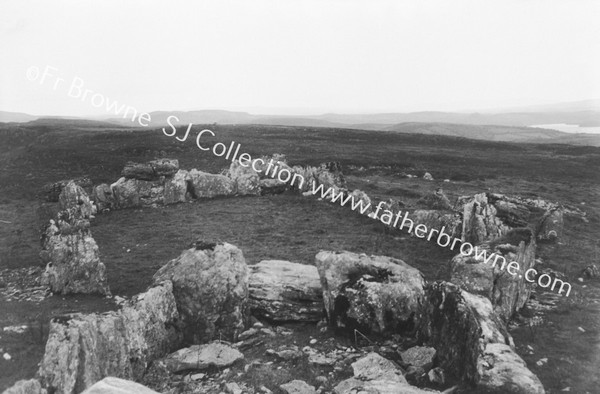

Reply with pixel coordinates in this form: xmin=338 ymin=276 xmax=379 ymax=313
xmin=163 ymin=342 xmax=244 ymax=373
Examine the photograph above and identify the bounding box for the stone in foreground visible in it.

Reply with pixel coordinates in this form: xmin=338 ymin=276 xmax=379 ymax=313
xmin=163 ymin=342 xmax=244 ymax=373
xmin=2 ymin=379 xmax=46 ymax=394
xmin=248 ymin=260 xmax=323 ymax=322
xmin=81 ymin=377 xmax=160 ymax=394
xmin=316 ymin=250 xmax=425 ymax=335
xmin=153 ymin=242 xmax=249 ymax=343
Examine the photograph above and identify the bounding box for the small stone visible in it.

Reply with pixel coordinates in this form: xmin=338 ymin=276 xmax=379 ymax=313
xmin=427 ymin=367 xmax=445 ymax=385
xmin=224 ymin=382 xmax=243 ymax=394
xmin=3 ymin=353 xmax=11 ymax=360
xmin=309 ymin=339 xmax=317 ymax=345
xmin=260 ymin=386 xmax=273 ymax=394
xmin=191 ymin=373 xmax=206 ymax=381
xmin=578 ymin=327 xmax=586 ymax=333
xmin=280 ymin=379 xmax=317 ymax=394
xmin=400 ymin=346 xmax=436 ymax=368
xmin=253 ymin=322 xmax=264 ymax=329
xmin=536 ymin=358 xmax=548 ymax=367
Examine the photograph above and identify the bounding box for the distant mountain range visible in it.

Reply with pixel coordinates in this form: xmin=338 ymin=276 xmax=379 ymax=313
xmin=2 ymin=99 xmax=599 ymax=146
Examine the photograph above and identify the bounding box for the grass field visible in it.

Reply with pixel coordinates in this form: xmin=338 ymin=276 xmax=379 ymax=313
xmin=0 ymin=120 xmax=599 ymax=392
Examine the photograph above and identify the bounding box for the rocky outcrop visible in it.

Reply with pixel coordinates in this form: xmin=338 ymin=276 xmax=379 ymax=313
xmin=188 ymin=170 xmax=235 ymax=198
xmin=81 ymin=377 xmax=160 ymax=394
xmin=38 ymin=282 xmax=181 ymax=394
xmin=152 ymin=242 xmax=249 ymax=344
xmin=42 ymin=177 xmax=93 ymax=203
xmin=334 ymin=352 xmax=439 ymax=394
xmin=412 ymin=210 xmax=462 ymax=238
xmin=163 ymin=342 xmax=244 ymax=373
xmin=40 ymin=183 xmax=109 ymax=296
xmin=315 ymin=251 xmax=425 ymax=335
xmin=248 ymin=260 xmax=323 ymax=322
xmin=227 ymin=161 xmax=261 ymax=195
xmin=418 ymin=281 xmax=544 ymax=393
xmin=450 ymin=228 xmax=537 ymax=321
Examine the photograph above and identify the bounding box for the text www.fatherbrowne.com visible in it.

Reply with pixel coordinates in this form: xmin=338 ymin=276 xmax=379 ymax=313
xmin=309 ymin=182 xmax=572 ymax=297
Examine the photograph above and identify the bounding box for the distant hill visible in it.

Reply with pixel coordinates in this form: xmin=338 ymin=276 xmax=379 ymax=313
xmin=0 ymin=111 xmax=38 ymax=123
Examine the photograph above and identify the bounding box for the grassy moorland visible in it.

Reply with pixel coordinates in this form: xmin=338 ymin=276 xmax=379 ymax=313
xmin=0 ymin=120 xmax=599 ymax=392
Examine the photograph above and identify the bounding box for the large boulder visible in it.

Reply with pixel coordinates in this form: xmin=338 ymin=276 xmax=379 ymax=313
xmin=110 ymin=177 xmax=165 ymax=208
xmin=449 ymin=228 xmax=537 ymax=321
xmin=152 ymin=242 xmax=249 ymax=344
xmin=91 ymin=183 xmax=116 ymax=211
xmin=38 ymin=282 xmax=181 ymax=394
xmin=40 ymin=213 xmax=110 ymax=296
xmin=418 ymin=282 xmax=543 ymax=393
xmin=41 ymin=177 xmax=93 ymax=203
xmin=227 ymin=161 xmax=261 ymax=195
xmin=81 ymin=377 xmax=160 ymax=394
xmin=188 ymin=169 xmax=236 ymax=198
xmin=248 ymin=260 xmax=323 ymax=322
xmin=315 ymin=251 xmax=425 ymax=335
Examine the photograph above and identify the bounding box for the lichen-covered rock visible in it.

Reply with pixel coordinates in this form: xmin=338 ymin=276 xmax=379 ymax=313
xmin=163 ymin=342 xmax=244 ymax=373
xmin=418 ymin=281 xmax=542 ymax=394
xmin=163 ymin=169 xmax=191 ymax=204
xmin=38 ymin=282 xmax=181 ymax=394
xmin=40 ymin=217 xmax=110 ymax=296
xmin=91 ymin=183 xmax=116 ymax=211
xmin=477 ymin=343 xmax=545 ymax=394
xmin=460 ymin=193 xmax=530 ymax=244
xmin=248 ymin=260 xmax=323 ymax=322
xmin=59 ymin=181 xmax=96 ymax=219
xmin=110 ymin=177 xmax=165 ymax=208
xmin=227 ymin=161 xmax=261 ymax=195
xmin=152 ymin=242 xmax=249 ymax=344
xmin=2 ymin=379 xmax=46 ymax=394
xmin=81 ymin=377 xmax=160 ymax=394
xmin=450 ymin=228 xmax=537 ymax=321
xmin=42 ymin=177 xmax=93 ymax=202
xmin=315 ymin=251 xmax=425 ymax=335
xmin=188 ymin=169 xmax=236 ymax=198
xmin=400 ymin=346 xmax=436 ymax=369
xmin=537 ymin=208 xmax=563 ymax=243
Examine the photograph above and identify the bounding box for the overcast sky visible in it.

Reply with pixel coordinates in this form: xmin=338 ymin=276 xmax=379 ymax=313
xmin=1 ymin=0 xmax=599 ymax=116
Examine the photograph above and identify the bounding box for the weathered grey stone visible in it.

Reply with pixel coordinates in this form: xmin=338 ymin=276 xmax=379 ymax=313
xmin=334 ymin=352 xmax=439 ymax=394
xmin=59 ymin=181 xmax=96 ymax=219
xmin=450 ymin=228 xmax=537 ymax=321
xmin=40 ymin=216 xmax=110 ymax=296
xmin=280 ymin=380 xmax=316 ymax=394
xmin=122 ymin=159 xmax=179 ymax=181
xmin=418 ymin=281 xmax=541 ymax=393
xmin=412 ymin=210 xmax=462 ymax=238
xmin=152 ymin=242 xmax=249 ymax=343
xmin=163 ymin=169 xmax=190 ymax=204
xmin=478 ymin=343 xmax=545 ymax=394
xmin=42 ymin=177 xmax=93 ymax=203
xmin=461 ymin=193 xmax=511 ymax=244
xmin=227 ymin=161 xmax=261 ymax=195
xmin=163 ymin=342 xmax=244 ymax=373
xmin=81 ymin=377 xmax=160 ymax=394
xmin=400 ymin=346 xmax=436 ymax=369
xmin=2 ymin=379 xmax=46 ymax=394
xmin=315 ymin=251 xmax=425 ymax=335
xmin=259 ymin=178 xmax=288 ymax=195
xmin=188 ymin=169 xmax=236 ymax=198
xmin=91 ymin=184 xmax=116 ymax=211
xmin=249 ymin=260 xmax=323 ymax=322
xmin=111 ymin=177 xmax=165 ymax=208
xmin=38 ymin=282 xmax=181 ymax=394
xmin=537 ymin=208 xmax=563 ymax=243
